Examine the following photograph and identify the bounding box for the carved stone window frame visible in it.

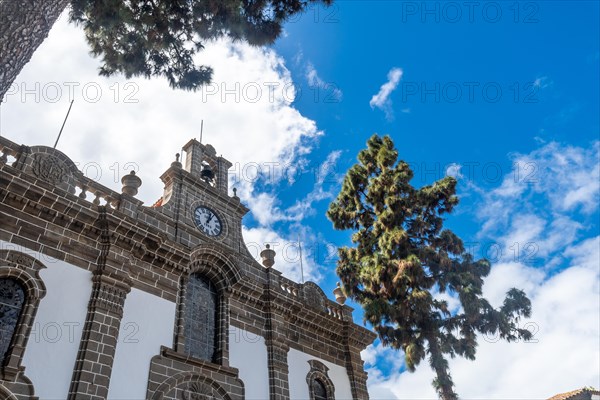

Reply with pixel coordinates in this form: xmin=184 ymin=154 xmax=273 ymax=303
xmin=306 ymin=360 xmax=335 ymax=400
xmin=0 ymin=250 xmax=47 ymax=380
xmin=175 ymin=247 xmax=241 ymax=368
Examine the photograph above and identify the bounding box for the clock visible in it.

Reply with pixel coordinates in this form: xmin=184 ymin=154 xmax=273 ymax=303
xmin=193 ymin=206 xmax=222 ymax=237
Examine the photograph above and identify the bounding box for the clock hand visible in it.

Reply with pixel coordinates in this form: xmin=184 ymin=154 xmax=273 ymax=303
xmin=205 ymin=214 xmax=214 ymax=224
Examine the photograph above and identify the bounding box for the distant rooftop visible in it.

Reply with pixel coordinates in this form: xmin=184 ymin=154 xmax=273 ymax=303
xmin=548 ymin=387 xmax=600 ymax=400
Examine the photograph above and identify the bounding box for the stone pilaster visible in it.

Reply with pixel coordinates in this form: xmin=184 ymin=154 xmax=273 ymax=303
xmin=182 ymin=139 xmax=204 ymax=177
xmin=264 ymin=269 xmax=290 ymax=400
xmin=344 ymin=319 xmax=372 ymax=400
xmin=216 ymin=156 xmax=232 ymax=194
xmin=214 ymin=289 xmax=231 ymax=367
xmin=266 ymin=339 xmax=290 ymax=400
xmin=67 ymin=273 xmax=131 ymax=400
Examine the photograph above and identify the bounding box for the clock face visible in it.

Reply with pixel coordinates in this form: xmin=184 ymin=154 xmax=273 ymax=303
xmin=193 ymin=206 xmax=222 ymax=237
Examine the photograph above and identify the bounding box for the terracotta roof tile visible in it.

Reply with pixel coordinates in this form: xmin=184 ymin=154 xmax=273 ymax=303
xmin=548 ymin=388 xmax=600 ymax=400
xmin=151 ymin=197 xmax=163 ymax=207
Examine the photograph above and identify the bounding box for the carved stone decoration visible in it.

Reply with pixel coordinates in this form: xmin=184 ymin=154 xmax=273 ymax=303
xmin=182 ymin=382 xmax=215 ymax=400
xmin=2 ymin=251 xmax=35 ymax=268
xmin=303 ymin=282 xmax=326 ymax=312
xmin=31 ymin=153 xmax=68 ymax=185
xmin=308 ymin=359 xmax=329 ymax=374
xmin=306 ymin=359 xmax=336 ymax=400
xmin=89 ymin=274 xmax=131 ymax=318
xmin=147 ymin=357 xmax=241 ymax=400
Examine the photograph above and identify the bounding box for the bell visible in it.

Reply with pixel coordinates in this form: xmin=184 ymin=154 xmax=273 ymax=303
xmin=200 ymin=163 xmax=214 ymax=183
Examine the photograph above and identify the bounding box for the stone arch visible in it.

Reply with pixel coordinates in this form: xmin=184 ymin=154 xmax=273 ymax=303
xmin=0 ymin=250 xmax=47 ymax=395
xmin=150 ymin=372 xmax=232 ymax=400
xmin=175 ymin=246 xmax=241 ymax=366
xmin=0 ymin=250 xmax=47 ymax=299
xmin=0 ymin=384 xmax=18 ymax=400
xmin=188 ymin=246 xmax=242 ymax=291
xmin=306 ymin=360 xmax=335 ymax=400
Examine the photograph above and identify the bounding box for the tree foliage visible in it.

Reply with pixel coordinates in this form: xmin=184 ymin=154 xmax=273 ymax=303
xmin=0 ymin=0 xmax=332 ymax=99
xmin=327 ymin=134 xmax=532 ymax=399
xmin=68 ymin=0 xmax=332 ymax=90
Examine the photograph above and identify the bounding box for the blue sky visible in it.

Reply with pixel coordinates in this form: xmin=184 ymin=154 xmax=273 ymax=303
xmin=1 ymin=1 xmax=598 ymax=398
xmin=268 ymin=3 xmax=600 ymax=395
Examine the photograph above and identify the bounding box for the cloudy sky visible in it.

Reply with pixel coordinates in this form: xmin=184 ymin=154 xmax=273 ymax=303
xmin=1 ymin=1 xmax=599 ymax=398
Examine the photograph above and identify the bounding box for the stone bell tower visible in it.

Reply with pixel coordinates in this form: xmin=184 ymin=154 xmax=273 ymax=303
xmin=157 ymin=138 xmax=247 ymax=250
xmin=181 ymin=139 xmax=232 ymax=194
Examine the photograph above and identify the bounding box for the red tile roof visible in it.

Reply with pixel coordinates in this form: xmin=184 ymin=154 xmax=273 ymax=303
xmin=151 ymin=197 xmax=163 ymax=207
xmin=548 ymin=388 xmax=600 ymax=400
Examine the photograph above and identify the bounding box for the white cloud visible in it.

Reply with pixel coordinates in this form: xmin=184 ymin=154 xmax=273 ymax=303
xmin=445 ymin=163 xmax=462 ymax=179
xmin=369 ymin=67 xmax=403 ymax=120
xmin=242 ymin=226 xmax=322 ymax=282
xmin=0 ymin=15 xmax=321 ymax=206
xmin=286 ymin=149 xmax=342 ymax=220
xmin=245 ymin=193 xmax=285 ymax=226
xmin=244 ymin=150 xmax=343 ymax=227
xmin=476 ymin=141 xmax=599 ymax=240
xmin=533 ymin=76 xmax=553 ymax=89
xmin=365 ymin=141 xmax=600 ymax=398
xmin=305 ymin=62 xmax=343 ymax=102
xmin=0 ymin=14 xmax=332 ymax=284
xmin=367 ymin=238 xmax=600 ymax=399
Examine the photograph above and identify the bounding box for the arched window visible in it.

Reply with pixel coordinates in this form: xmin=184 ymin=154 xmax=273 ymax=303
xmin=311 ymin=378 xmax=328 ymax=400
xmin=184 ymin=273 xmax=218 ymax=362
xmin=306 ymin=360 xmax=335 ymax=400
xmin=0 ymin=278 xmax=26 ymax=367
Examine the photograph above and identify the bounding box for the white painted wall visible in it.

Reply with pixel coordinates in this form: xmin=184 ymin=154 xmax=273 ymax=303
xmin=107 ymin=287 xmax=176 ymax=400
xmin=0 ymin=240 xmax=94 ymax=400
xmin=1 ymin=239 xmax=352 ymax=400
xmin=288 ymin=348 xmax=353 ymax=400
xmin=228 ymin=326 xmax=269 ymax=400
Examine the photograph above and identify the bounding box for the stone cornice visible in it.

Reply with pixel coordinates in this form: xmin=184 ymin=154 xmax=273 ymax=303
xmin=160 ymin=346 xmax=240 ymax=378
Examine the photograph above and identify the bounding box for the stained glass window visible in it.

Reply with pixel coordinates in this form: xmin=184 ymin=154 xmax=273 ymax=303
xmin=184 ymin=274 xmax=217 ymax=362
xmin=311 ymin=379 xmax=328 ymax=400
xmin=0 ymin=278 xmax=25 ymax=366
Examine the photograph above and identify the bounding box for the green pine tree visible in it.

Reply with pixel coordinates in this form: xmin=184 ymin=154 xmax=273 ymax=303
xmin=327 ymin=134 xmax=532 ymax=400
xmin=0 ymin=0 xmax=332 ymax=99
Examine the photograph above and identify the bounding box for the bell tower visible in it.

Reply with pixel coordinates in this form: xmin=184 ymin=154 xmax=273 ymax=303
xmin=181 ymin=139 xmax=232 ymax=194
xmin=157 ymin=138 xmax=247 ymax=250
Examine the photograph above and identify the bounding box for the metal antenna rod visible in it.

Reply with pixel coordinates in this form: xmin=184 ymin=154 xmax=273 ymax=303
xmin=200 ymin=119 xmax=204 ymax=143
xmin=298 ymin=236 xmax=305 ymax=284
xmin=53 ymin=100 xmax=74 ymax=149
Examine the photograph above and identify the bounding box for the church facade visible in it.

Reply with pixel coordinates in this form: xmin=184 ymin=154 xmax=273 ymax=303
xmin=0 ymin=136 xmax=375 ymax=400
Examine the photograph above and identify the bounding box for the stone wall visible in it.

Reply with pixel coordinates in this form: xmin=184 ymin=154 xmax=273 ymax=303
xmin=0 ymin=137 xmax=376 ymax=400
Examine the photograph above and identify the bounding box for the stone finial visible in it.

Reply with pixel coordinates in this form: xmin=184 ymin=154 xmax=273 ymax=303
xmin=171 ymin=153 xmax=182 ymax=168
xmin=121 ymin=170 xmax=142 ymax=196
xmin=333 ymin=282 xmax=346 ymax=305
xmin=260 ymin=244 xmax=276 ymax=268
